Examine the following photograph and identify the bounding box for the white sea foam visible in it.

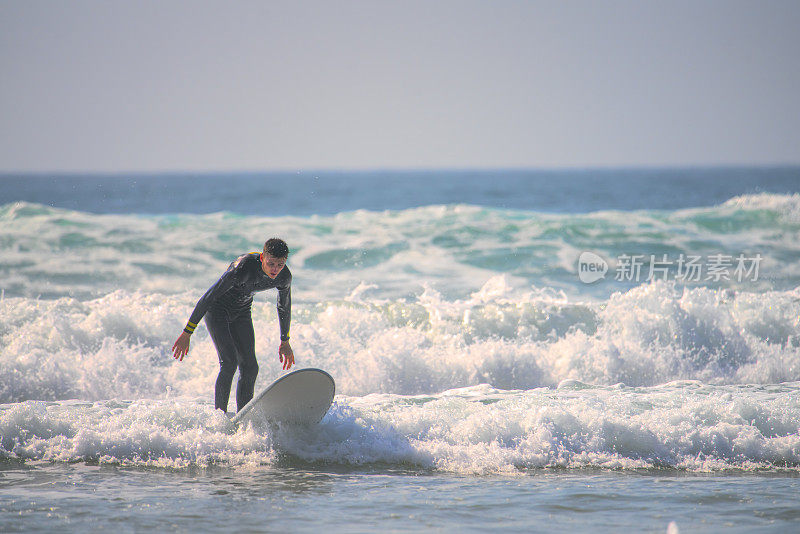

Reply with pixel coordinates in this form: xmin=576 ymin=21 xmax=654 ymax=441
xmin=1 ymin=280 xmax=799 ymax=403
xmin=2 ymin=280 xmax=798 ymax=475
xmin=2 ymin=382 xmax=799 ymax=473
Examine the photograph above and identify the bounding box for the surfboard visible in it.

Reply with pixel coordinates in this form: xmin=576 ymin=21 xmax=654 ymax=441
xmin=231 ymin=368 xmax=335 ymax=426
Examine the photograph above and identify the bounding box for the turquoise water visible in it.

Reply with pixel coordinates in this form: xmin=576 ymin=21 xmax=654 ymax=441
xmin=2 ymin=169 xmax=800 ymax=532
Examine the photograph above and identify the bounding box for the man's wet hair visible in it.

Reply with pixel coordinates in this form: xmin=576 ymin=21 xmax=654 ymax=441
xmin=263 ymin=238 xmax=289 ymax=259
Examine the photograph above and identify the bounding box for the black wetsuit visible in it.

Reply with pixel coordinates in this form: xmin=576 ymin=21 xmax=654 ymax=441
xmin=184 ymin=252 xmax=291 ymax=412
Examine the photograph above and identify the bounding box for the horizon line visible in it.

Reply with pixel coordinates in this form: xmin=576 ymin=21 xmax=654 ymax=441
xmin=2 ymin=162 xmax=800 ymax=177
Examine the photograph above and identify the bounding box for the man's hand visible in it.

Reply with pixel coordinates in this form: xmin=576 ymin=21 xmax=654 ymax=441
xmin=172 ymin=331 xmax=191 ymax=361
xmin=279 ymin=340 xmax=294 ymax=370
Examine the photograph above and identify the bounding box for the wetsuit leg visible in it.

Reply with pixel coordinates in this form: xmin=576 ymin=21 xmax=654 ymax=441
xmin=205 ymin=310 xmax=239 ymax=412
xmin=229 ymin=312 xmax=258 ymax=411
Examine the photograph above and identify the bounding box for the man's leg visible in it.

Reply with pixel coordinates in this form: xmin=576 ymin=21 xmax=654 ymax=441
xmin=205 ymin=310 xmax=238 ymax=412
xmin=230 ymin=313 xmax=258 ymax=412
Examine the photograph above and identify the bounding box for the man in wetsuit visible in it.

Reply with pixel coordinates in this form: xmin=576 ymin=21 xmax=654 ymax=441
xmin=171 ymin=238 xmax=294 ymax=414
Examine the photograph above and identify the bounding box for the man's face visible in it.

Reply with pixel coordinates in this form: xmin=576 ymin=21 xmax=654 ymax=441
xmin=261 ymin=252 xmax=286 ymax=279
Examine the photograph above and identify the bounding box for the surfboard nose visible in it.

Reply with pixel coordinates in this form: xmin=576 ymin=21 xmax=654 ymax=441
xmin=231 ymin=368 xmax=335 ymax=426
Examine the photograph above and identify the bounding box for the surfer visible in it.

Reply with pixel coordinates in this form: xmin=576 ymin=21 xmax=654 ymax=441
xmin=171 ymin=238 xmax=294 ymax=413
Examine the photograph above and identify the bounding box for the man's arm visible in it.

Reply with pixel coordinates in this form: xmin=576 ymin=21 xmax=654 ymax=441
xmin=276 ymin=272 xmax=293 ymax=370
xmin=276 ymin=279 xmax=291 ymax=342
xmin=172 ymin=269 xmax=237 ymax=361
xmin=184 ymin=269 xmax=237 ymax=334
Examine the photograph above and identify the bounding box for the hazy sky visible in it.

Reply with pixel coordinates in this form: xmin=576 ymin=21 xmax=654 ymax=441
xmin=1 ymin=0 xmax=798 ymax=172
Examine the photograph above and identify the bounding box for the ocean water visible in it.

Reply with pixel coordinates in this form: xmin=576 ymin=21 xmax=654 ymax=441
xmin=1 ymin=168 xmax=800 ymax=532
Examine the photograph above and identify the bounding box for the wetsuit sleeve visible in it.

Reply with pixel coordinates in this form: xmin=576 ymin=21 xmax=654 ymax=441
xmin=277 ymin=274 xmax=291 ymax=341
xmin=184 ymin=269 xmax=237 ymax=334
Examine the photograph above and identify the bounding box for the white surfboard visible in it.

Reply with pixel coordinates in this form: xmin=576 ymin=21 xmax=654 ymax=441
xmin=231 ymin=368 xmax=335 ymax=426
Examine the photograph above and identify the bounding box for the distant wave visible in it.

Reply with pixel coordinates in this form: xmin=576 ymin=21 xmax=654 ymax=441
xmin=722 ymin=192 xmax=800 ymax=218
xmin=2 ymin=194 xmax=800 ymax=302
